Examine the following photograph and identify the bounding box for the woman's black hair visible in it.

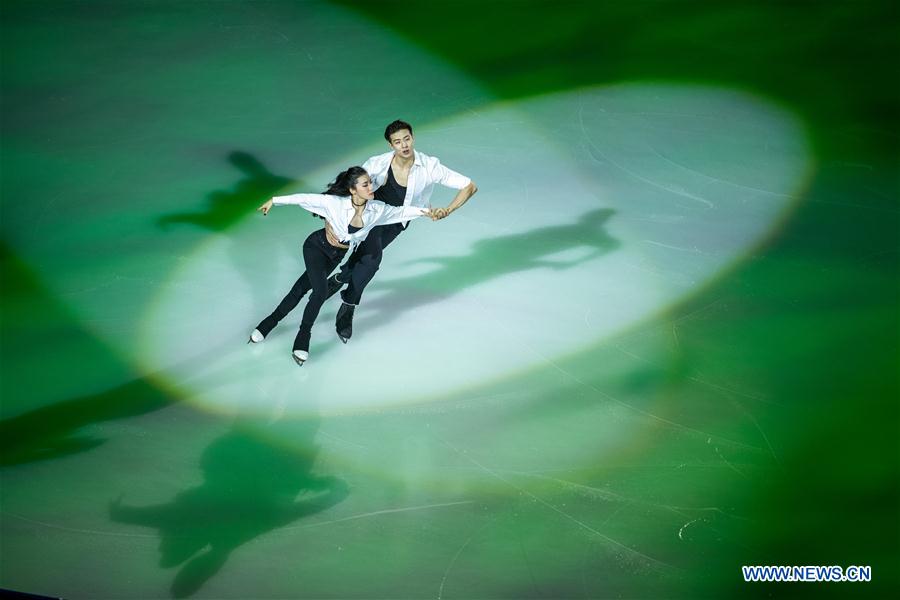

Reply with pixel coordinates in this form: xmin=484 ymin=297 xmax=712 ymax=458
xmin=311 ymin=166 xmax=368 ymax=220
xmin=323 ymin=166 xmax=368 ymax=196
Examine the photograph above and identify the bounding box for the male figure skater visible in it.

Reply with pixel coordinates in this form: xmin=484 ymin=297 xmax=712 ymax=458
xmin=328 ymin=119 xmax=478 ymax=341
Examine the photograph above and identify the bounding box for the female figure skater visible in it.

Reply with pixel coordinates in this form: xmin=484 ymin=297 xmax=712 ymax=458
xmin=250 ymin=166 xmax=431 ymax=365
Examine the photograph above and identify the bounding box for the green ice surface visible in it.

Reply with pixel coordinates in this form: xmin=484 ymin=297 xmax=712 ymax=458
xmin=1 ymin=1 xmax=897 ymax=598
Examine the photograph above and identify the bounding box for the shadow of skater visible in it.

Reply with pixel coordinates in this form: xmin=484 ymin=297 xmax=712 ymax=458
xmin=1 ymin=377 xmax=177 ymax=466
xmin=0 ymin=334 xmax=244 ymax=467
xmin=353 ymin=208 xmax=620 ymax=339
xmin=109 ymin=415 xmax=349 ymax=598
xmin=157 ymin=151 xmax=294 ymax=232
xmin=156 ymin=150 xmax=319 ymax=329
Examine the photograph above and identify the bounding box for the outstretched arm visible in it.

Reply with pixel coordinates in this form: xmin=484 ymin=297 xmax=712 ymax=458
xmin=257 ymin=194 xmax=331 ymax=219
xmin=431 ymin=180 xmax=478 ymax=220
xmin=375 ymin=204 xmax=432 ymax=227
xmin=429 ymin=159 xmax=477 ymax=220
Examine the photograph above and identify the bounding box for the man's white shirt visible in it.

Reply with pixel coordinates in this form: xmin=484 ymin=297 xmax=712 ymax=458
xmin=362 ymin=149 xmax=471 ymax=210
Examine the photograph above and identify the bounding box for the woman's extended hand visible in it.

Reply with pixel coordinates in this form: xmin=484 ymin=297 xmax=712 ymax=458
xmin=257 ymin=199 xmax=274 ymax=215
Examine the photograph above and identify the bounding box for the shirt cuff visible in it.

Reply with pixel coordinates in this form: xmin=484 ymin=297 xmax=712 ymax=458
xmin=272 ymin=195 xmax=299 ymax=206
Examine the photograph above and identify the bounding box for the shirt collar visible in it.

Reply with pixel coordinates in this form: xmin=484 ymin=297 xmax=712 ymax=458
xmin=389 ymin=150 xmax=423 ymax=168
xmin=344 ymin=198 xmax=377 ymax=214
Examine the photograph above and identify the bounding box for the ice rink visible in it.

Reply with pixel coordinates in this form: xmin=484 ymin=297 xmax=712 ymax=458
xmin=1 ymin=1 xmax=897 ymax=598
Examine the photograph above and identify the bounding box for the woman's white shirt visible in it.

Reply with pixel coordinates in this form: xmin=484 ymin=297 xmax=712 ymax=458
xmin=271 ymin=193 xmax=427 ymax=251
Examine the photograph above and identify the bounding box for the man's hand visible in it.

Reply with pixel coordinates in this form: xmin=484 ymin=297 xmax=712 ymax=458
xmin=430 ymin=207 xmax=451 ymax=221
xmin=257 ymin=199 xmax=274 ymax=215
